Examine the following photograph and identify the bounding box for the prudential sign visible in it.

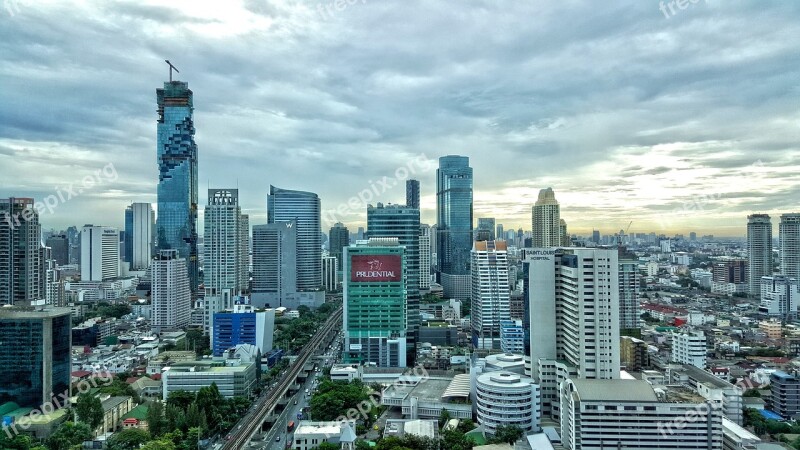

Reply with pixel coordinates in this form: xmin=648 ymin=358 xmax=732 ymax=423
xmin=350 ymin=254 xmax=402 ymax=282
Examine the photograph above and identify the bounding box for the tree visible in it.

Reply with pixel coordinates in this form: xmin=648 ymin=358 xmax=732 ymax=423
xmin=140 ymin=440 xmax=176 ymax=450
xmin=166 ymin=390 xmax=195 ymax=411
xmin=438 ymin=408 xmax=452 ymax=428
xmin=107 ymin=428 xmax=150 ymax=450
xmin=0 ymin=433 xmax=36 ymax=450
xmin=98 ymin=378 xmax=141 ymax=404
xmin=146 ymin=400 xmax=168 ymax=437
xmin=442 ymin=429 xmax=476 ymax=450
xmin=490 ymin=425 xmax=524 ymax=445
xmin=75 ymin=394 xmax=104 ymax=434
xmin=315 ymin=442 xmax=340 ymax=450
xmin=46 ymin=422 xmax=93 ymax=450
xmin=743 ymin=389 xmax=762 ymax=397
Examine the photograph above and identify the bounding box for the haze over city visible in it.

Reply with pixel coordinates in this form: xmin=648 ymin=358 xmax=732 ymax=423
xmin=1 ymin=1 xmax=798 ymax=235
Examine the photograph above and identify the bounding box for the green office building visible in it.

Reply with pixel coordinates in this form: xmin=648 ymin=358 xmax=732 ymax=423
xmin=343 ymin=238 xmax=407 ymax=367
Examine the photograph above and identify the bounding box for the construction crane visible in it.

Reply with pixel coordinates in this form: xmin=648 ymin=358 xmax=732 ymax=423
xmin=626 ymin=221 xmax=632 ymax=234
xmin=165 ymin=60 xmax=179 ymax=82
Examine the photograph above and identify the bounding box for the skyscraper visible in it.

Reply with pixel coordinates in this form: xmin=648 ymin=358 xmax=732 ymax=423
xmin=0 ymin=307 xmax=71 ymax=409
xmin=436 ymin=155 xmax=473 ymax=300
xmin=124 ymin=202 xmax=154 ymax=271
xmin=156 ymin=80 xmax=198 ymax=296
xmin=252 ymin=221 xmax=297 ymax=307
xmin=343 ymin=239 xmax=407 ymax=367
xmin=322 ymin=255 xmax=338 ymax=292
xmin=747 ymin=214 xmax=773 ymax=297
xmin=780 ymin=213 xmax=800 ymax=281
xmin=367 ymin=203 xmax=420 ymax=361
xmin=45 ymin=234 xmax=68 ymax=267
xmin=0 ymin=198 xmax=41 ymax=305
xmin=204 ymin=189 xmax=249 ymax=296
xmin=329 ymin=222 xmax=349 ymax=270
xmin=203 ymin=189 xmax=249 ymax=333
xmin=532 ymin=188 xmax=561 ymax=247
xmin=560 ymin=219 xmax=570 ymax=246
xmin=471 ymin=240 xmax=511 ymax=350
xmin=406 ymin=179 xmax=420 ymax=209
xmin=151 ymin=249 xmax=191 ymax=330
xmin=80 ymin=225 xmax=120 ymax=281
xmin=619 ymin=260 xmax=640 ymax=332
xmin=476 ymin=217 xmax=496 ymax=241
xmin=419 ymin=224 xmax=431 ymax=290
xmin=267 ymin=186 xmax=321 ymax=291
xmin=526 ymin=247 xmax=620 ymax=418
xmin=496 ymin=224 xmax=504 ymax=243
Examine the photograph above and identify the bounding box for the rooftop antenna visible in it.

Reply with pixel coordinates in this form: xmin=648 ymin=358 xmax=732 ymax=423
xmin=165 ymin=60 xmax=179 ymax=82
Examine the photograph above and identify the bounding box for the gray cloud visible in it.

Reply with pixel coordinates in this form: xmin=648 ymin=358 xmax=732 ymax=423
xmin=0 ymin=0 xmax=798 ymax=236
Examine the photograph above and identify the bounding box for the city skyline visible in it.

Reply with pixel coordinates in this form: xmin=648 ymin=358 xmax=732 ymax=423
xmin=1 ymin=2 xmax=798 ymax=236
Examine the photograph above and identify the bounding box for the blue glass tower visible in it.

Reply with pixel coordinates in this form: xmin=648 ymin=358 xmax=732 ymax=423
xmin=156 ymin=81 xmax=198 ymax=295
xmin=436 ymin=155 xmax=473 ymax=275
xmin=267 ymin=186 xmax=321 ymax=290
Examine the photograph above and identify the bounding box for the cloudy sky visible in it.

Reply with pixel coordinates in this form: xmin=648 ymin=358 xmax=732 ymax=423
xmin=1 ymin=0 xmax=798 ymax=237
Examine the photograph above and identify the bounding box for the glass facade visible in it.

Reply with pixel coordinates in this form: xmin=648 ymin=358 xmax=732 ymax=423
xmin=267 ymin=186 xmax=321 ymax=291
xmin=0 ymin=310 xmax=71 ymax=409
xmin=0 ymin=198 xmax=41 ymax=305
xmin=436 ymin=156 xmax=473 ymax=276
xmin=156 ymin=81 xmax=198 ymax=295
xmin=124 ymin=206 xmax=133 ymax=265
xmin=367 ymin=204 xmax=419 ymax=362
xmin=213 ymin=313 xmax=256 ymax=356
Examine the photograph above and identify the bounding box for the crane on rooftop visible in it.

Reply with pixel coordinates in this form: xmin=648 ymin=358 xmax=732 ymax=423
xmin=165 ymin=60 xmax=179 ymax=82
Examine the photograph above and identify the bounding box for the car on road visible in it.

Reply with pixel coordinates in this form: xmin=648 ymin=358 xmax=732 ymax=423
xmin=276 ymin=436 xmax=281 ymax=442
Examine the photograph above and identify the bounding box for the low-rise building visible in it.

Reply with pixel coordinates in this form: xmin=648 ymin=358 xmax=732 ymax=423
xmin=671 ymin=331 xmax=707 ymax=369
xmin=560 ymin=379 xmax=723 ymax=450
xmin=759 ymin=319 xmax=783 ymax=340
xmin=382 ymin=375 xmax=472 ymax=420
xmin=292 ymin=421 xmax=356 ymax=450
xmin=162 ymin=360 xmax=257 ymax=400
xmin=475 ymin=371 xmax=540 ymax=434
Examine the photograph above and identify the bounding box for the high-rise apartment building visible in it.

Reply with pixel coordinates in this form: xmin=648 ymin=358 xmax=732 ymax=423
xmin=343 ymin=239 xmax=407 ymax=367
xmin=329 ymin=222 xmax=349 ymax=270
xmin=0 ymin=198 xmax=41 ymax=305
xmin=471 ymin=240 xmax=510 ymax=350
xmin=367 ymin=203 xmax=420 ymax=361
xmin=436 ymin=156 xmax=473 ymax=300
xmin=419 ymin=224 xmax=431 ymax=290
xmin=760 ymin=276 xmax=799 ymax=321
xmin=780 ymin=213 xmax=800 ymax=281
xmin=671 ymin=331 xmax=707 ymax=369
xmin=619 ymin=260 xmax=640 ymax=331
xmin=203 ymin=189 xmax=249 ymax=333
xmin=559 ymin=219 xmax=571 ymax=246
xmin=80 ymin=225 xmax=120 ymax=281
xmin=156 ymin=80 xmax=198 ymax=296
xmin=526 ymin=247 xmax=620 ymax=418
xmin=0 ymin=307 xmax=71 ymax=410
xmin=747 ymin=214 xmax=773 ymax=297
xmin=405 ymin=179 xmax=420 ymax=209
xmin=151 ymin=249 xmax=191 ymax=330
xmin=531 ymin=188 xmax=561 ymax=247
xmin=252 ymin=221 xmax=297 ymax=306
xmin=267 ymin=186 xmax=321 ymax=291
xmin=124 ymin=203 xmax=154 ymax=271
xmin=496 ymin=224 xmax=504 ymax=243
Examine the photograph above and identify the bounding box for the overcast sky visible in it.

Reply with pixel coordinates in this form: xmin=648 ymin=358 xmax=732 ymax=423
xmin=1 ymin=0 xmax=798 ymax=237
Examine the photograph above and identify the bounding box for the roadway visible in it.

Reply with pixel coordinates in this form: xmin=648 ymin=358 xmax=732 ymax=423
xmin=222 ymin=306 xmax=342 ymax=450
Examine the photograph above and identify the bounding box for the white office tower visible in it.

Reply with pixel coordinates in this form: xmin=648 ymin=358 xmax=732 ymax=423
xmin=151 ymin=249 xmax=191 ymax=330
xmin=80 ymin=225 xmax=120 ymax=281
xmin=125 ymin=202 xmax=154 ymax=270
xmin=475 ymin=371 xmax=541 ymax=434
xmin=252 ymin=221 xmax=297 ymax=307
xmin=419 ymin=224 xmax=431 ymax=290
xmin=760 ymin=276 xmax=799 ymax=321
xmin=747 ymin=214 xmax=773 ymax=297
xmin=203 ymin=189 xmax=249 ymax=333
xmin=526 ymin=248 xmax=620 ymax=419
xmin=780 ymin=213 xmax=800 ymax=280
xmin=471 ymin=240 xmax=511 ymax=350
xmin=531 ymin=188 xmax=561 ymax=247
xmin=671 ymin=330 xmax=707 ymax=369
xmin=560 ymin=379 xmax=723 ymax=450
